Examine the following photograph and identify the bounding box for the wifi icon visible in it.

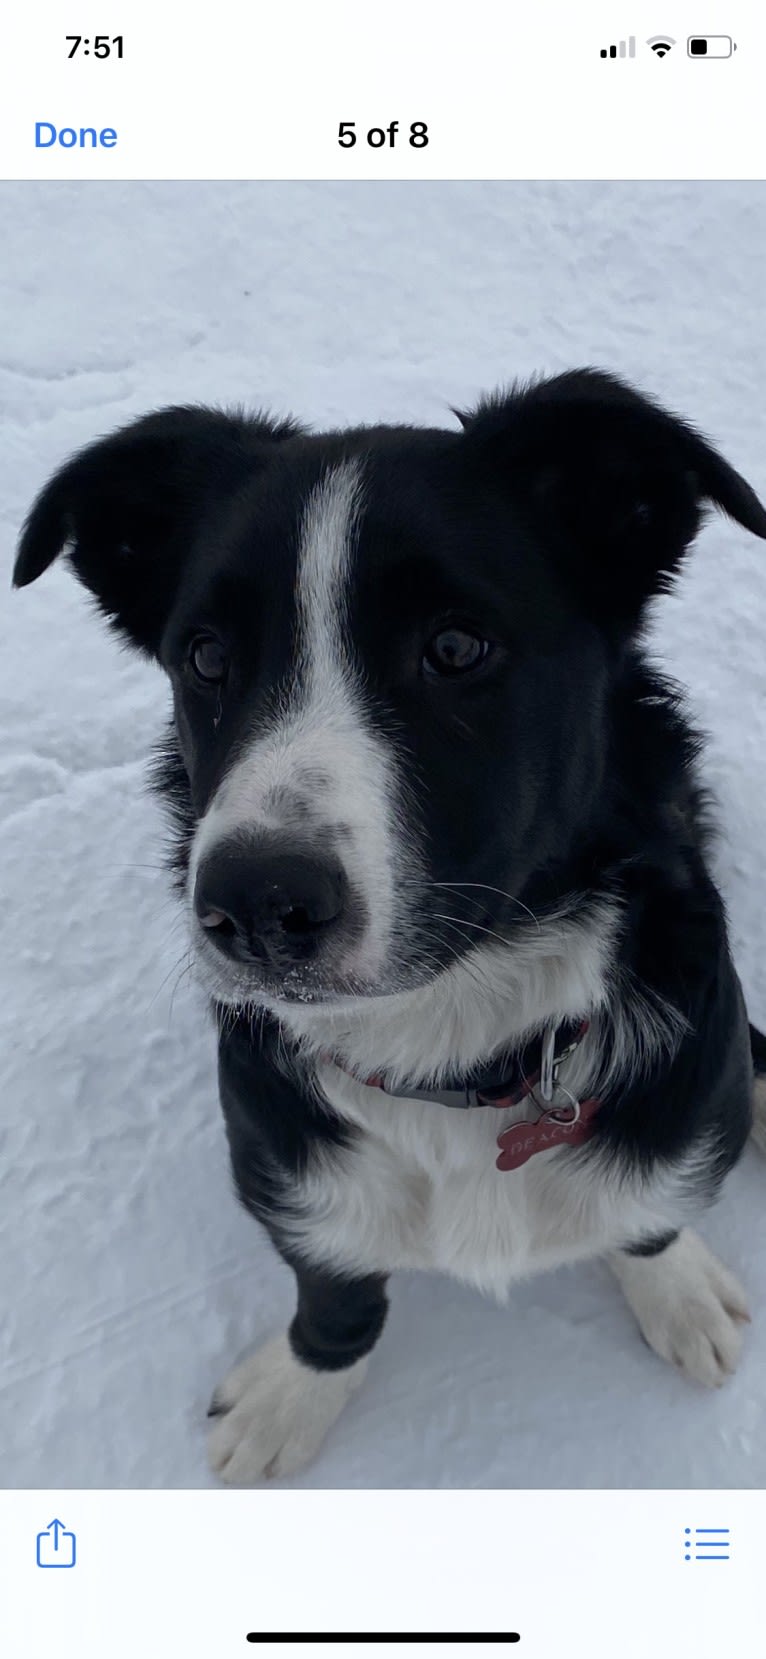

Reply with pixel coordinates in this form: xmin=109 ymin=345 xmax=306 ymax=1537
xmin=647 ymin=35 xmax=676 ymax=56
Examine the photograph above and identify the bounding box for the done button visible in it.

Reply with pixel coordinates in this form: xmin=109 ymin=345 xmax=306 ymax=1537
xmin=35 ymin=122 xmax=117 ymax=148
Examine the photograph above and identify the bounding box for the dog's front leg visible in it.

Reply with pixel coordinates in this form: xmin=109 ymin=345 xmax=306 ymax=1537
xmin=208 ymin=1263 xmax=388 ymax=1484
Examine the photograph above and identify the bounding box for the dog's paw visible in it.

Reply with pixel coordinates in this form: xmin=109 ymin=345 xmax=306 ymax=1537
xmin=207 ymin=1333 xmax=368 ymax=1485
xmin=610 ymin=1229 xmax=750 ymax=1389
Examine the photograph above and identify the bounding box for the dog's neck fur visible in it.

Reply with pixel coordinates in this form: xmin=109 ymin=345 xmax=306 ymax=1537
xmin=262 ymin=896 xmax=615 ymax=1085
xmin=252 ymin=890 xmax=679 ymax=1096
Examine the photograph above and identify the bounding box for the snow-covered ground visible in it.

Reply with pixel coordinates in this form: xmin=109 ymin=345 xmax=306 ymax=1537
xmin=2 ymin=181 xmax=766 ymax=1489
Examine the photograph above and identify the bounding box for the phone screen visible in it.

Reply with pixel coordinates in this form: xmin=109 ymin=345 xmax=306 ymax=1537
xmin=2 ymin=6 xmax=765 ymax=1655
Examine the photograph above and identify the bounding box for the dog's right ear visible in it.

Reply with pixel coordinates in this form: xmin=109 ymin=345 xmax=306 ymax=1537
xmin=13 ymin=405 xmax=300 ymax=657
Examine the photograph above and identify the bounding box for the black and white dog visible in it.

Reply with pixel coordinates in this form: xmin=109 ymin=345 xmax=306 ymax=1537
xmin=15 ymin=369 xmax=766 ymax=1484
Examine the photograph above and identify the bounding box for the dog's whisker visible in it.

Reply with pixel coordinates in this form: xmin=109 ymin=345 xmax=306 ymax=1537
xmin=430 ymin=918 xmax=503 ymax=998
xmin=168 ymin=959 xmax=194 ymax=1023
xmin=145 ymin=949 xmax=193 ymax=1015
xmin=429 ymin=880 xmax=542 ymax=933
xmin=430 ymin=910 xmax=518 ymax=952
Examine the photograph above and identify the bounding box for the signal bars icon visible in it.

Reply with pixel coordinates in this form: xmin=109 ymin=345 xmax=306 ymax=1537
xmin=600 ymin=36 xmax=635 ymax=58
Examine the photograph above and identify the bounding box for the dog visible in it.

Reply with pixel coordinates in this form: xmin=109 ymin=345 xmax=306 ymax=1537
xmin=14 ymin=368 xmax=766 ymax=1485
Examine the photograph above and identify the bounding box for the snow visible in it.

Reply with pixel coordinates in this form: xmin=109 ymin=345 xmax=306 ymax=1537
xmin=2 ymin=180 xmax=766 ymax=1489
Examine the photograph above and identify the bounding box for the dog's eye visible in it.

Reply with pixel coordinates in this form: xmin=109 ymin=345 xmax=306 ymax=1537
xmin=189 ymin=634 xmax=228 ymax=685
xmin=423 ymin=627 xmax=490 ymax=678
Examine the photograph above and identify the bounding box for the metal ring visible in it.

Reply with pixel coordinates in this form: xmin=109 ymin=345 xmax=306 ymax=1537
xmin=532 ymin=1082 xmax=581 ymax=1126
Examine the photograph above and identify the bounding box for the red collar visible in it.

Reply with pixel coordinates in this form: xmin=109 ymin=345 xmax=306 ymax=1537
xmin=321 ymin=1018 xmax=601 ymax=1172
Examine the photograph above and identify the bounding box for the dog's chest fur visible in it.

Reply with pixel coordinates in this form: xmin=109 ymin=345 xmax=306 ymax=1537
xmin=280 ymin=1040 xmax=700 ymax=1300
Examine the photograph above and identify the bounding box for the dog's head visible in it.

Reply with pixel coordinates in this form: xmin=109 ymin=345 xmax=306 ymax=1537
xmin=15 ymin=371 xmax=766 ymax=1030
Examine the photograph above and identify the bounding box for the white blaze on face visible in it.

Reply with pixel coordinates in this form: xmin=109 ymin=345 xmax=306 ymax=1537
xmin=189 ymin=458 xmax=406 ymax=983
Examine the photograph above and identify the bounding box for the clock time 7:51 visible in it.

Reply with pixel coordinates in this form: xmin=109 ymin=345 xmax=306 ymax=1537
xmin=66 ymin=36 xmax=123 ymax=57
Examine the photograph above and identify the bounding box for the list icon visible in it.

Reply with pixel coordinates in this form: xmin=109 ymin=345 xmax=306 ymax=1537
xmin=684 ymin=1526 xmax=730 ymax=1561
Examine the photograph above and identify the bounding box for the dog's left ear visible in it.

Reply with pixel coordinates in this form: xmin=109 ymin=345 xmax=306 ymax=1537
xmin=459 ymin=369 xmax=766 ymax=627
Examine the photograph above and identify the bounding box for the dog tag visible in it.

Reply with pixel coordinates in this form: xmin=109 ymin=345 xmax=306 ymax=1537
xmin=496 ymin=1097 xmax=601 ymax=1172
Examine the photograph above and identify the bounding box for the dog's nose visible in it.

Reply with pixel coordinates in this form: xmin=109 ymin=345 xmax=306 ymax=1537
xmin=194 ymin=842 xmax=349 ymax=969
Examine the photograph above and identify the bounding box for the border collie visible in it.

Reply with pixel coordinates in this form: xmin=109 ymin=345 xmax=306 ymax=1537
xmin=14 ymin=369 xmax=766 ymax=1485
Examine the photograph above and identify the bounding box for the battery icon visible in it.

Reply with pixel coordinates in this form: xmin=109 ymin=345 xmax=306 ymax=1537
xmin=687 ymin=36 xmax=736 ymax=56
